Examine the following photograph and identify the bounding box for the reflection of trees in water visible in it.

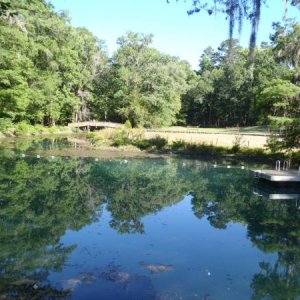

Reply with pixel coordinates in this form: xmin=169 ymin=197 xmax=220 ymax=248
xmin=0 ymin=156 xmax=104 ymax=298
xmin=246 ymin=199 xmax=300 ymax=300
xmin=0 ymin=155 xmax=210 ymax=297
xmin=251 ymin=251 xmax=300 ymax=300
xmin=190 ymin=168 xmax=300 ymax=299
xmin=91 ymin=159 xmax=210 ymax=234
xmin=1 ymin=152 xmax=299 ymax=298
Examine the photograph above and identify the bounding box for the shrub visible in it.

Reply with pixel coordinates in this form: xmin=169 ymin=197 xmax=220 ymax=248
xmin=112 ymin=129 xmax=131 ymax=147
xmin=124 ymin=120 xmax=132 ymax=129
xmin=148 ymin=136 xmax=167 ymax=150
xmin=291 ymin=151 xmax=300 ymax=167
xmin=266 ymin=134 xmax=282 ymax=153
xmin=0 ymin=118 xmax=13 ymax=134
xmin=33 ymin=124 xmax=46 ymax=134
xmin=15 ymin=121 xmax=35 ymax=136
xmin=48 ymin=126 xmax=57 ymax=134
xmin=171 ymin=140 xmax=186 ymax=151
xmin=134 ymin=139 xmax=152 ymax=150
xmin=231 ymin=134 xmax=243 ymax=153
xmin=86 ymin=132 xmax=97 ymax=139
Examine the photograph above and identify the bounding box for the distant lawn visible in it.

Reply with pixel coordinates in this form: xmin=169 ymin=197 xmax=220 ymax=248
xmin=148 ymin=126 xmax=270 ymax=136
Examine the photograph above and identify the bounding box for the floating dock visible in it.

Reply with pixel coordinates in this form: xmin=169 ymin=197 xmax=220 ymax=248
xmin=252 ymin=169 xmax=300 ymax=183
xmin=253 ymin=186 xmax=300 ymax=200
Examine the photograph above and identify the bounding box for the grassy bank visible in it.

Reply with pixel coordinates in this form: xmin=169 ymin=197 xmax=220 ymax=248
xmin=1 ymin=124 xmax=299 ymax=166
xmin=0 ymin=119 xmax=75 ymax=137
xmin=86 ymin=128 xmax=299 ymax=166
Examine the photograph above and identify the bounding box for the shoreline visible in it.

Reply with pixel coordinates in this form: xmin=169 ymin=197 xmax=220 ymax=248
xmin=0 ymin=133 xmax=285 ymax=166
xmin=1 ymin=131 xmax=296 ymax=167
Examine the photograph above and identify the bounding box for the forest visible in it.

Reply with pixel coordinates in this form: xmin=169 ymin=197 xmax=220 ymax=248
xmin=0 ymin=1 xmax=299 ymax=140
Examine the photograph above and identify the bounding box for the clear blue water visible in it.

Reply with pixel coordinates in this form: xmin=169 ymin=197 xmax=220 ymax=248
xmin=0 ymin=139 xmax=299 ymax=299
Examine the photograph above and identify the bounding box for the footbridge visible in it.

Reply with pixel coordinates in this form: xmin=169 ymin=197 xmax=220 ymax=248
xmin=68 ymin=121 xmax=124 ymax=130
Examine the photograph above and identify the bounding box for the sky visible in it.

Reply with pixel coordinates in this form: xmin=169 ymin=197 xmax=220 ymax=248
xmin=50 ymin=0 xmax=299 ymax=69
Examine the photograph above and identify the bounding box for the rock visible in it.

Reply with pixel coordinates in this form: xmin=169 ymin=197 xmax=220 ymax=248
xmin=66 ymin=278 xmax=81 ymax=288
xmin=140 ymin=262 xmax=173 ymax=273
xmin=101 ymin=263 xmax=131 ymax=283
xmin=11 ymin=278 xmax=35 ymax=286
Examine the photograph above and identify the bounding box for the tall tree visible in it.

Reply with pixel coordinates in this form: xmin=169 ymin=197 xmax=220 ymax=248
xmin=169 ymin=0 xmax=300 ymax=61
xmin=0 ymin=0 xmax=105 ymax=125
xmin=94 ymin=32 xmax=192 ymax=127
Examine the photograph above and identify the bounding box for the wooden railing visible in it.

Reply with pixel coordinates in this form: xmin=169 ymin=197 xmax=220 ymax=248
xmin=68 ymin=121 xmax=124 ymax=128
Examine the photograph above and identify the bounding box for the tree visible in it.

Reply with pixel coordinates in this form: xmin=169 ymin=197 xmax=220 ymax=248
xmin=257 ymin=79 xmax=300 ymax=123
xmin=94 ymin=32 xmax=192 ymax=127
xmin=0 ymin=0 xmax=105 ymax=125
xmin=170 ymin=0 xmax=300 ymax=61
xmin=182 ymin=39 xmax=256 ymax=127
xmin=271 ymin=21 xmax=300 ymax=69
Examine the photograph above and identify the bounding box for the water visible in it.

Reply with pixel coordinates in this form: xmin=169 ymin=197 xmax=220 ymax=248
xmin=0 ymin=138 xmax=299 ymax=299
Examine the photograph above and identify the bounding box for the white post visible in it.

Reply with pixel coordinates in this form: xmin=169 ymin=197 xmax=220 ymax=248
xmin=276 ymin=160 xmax=281 ymax=171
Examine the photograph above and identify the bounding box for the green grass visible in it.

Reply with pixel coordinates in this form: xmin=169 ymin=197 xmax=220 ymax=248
xmin=149 ymin=126 xmax=270 ymax=136
xmin=86 ymin=128 xmax=294 ymax=164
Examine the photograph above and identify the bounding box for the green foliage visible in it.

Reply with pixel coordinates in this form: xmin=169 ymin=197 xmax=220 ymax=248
xmin=33 ymin=124 xmax=46 ymax=134
xmin=266 ymin=134 xmax=282 ymax=153
xmin=0 ymin=118 xmax=12 ymax=133
xmin=145 ymin=136 xmax=167 ymax=150
xmin=291 ymin=151 xmax=300 ymax=166
xmin=0 ymin=0 xmax=299 ymax=152
xmin=271 ymin=21 xmax=300 ymax=68
xmin=124 ymin=120 xmax=132 ymax=129
xmin=86 ymin=131 xmax=97 ymax=139
xmin=171 ymin=140 xmax=186 ymax=151
xmin=15 ymin=121 xmax=34 ymax=135
xmin=257 ymin=79 xmax=300 ymax=124
xmin=231 ymin=134 xmax=243 ymax=153
xmin=48 ymin=126 xmax=57 ymax=134
xmin=0 ymin=0 xmax=106 ymax=125
xmin=111 ymin=129 xmax=131 ymax=147
xmin=94 ymin=32 xmax=192 ymax=128
xmin=182 ymin=40 xmax=255 ymax=127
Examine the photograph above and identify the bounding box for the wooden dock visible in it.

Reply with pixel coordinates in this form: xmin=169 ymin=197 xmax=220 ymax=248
xmin=253 ymin=186 xmax=300 ymax=200
xmin=68 ymin=121 xmax=124 ymax=130
xmin=252 ymin=169 xmax=300 ymax=183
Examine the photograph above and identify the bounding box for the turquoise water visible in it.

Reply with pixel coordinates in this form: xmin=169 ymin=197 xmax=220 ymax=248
xmin=0 ymin=140 xmax=299 ymax=299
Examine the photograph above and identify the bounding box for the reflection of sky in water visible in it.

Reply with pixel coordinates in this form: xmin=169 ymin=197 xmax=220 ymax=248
xmin=49 ymin=196 xmax=276 ymax=300
xmin=0 ymin=145 xmax=299 ymax=300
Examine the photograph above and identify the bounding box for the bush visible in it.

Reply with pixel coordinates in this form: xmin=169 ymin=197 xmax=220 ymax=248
xmin=15 ymin=121 xmax=35 ymax=136
xmin=266 ymin=134 xmax=282 ymax=153
xmin=134 ymin=139 xmax=152 ymax=150
xmin=291 ymin=151 xmax=300 ymax=167
xmin=0 ymin=118 xmax=13 ymax=133
xmin=86 ymin=132 xmax=97 ymax=139
xmin=48 ymin=126 xmax=57 ymax=134
xmin=148 ymin=136 xmax=167 ymax=150
xmin=112 ymin=129 xmax=131 ymax=147
xmin=231 ymin=134 xmax=243 ymax=154
xmin=171 ymin=140 xmax=186 ymax=151
xmin=33 ymin=124 xmax=46 ymax=134
xmin=124 ymin=120 xmax=132 ymax=129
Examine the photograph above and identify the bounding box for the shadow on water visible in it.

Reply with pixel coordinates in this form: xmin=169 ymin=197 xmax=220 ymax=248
xmin=0 ymin=138 xmax=299 ymax=299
